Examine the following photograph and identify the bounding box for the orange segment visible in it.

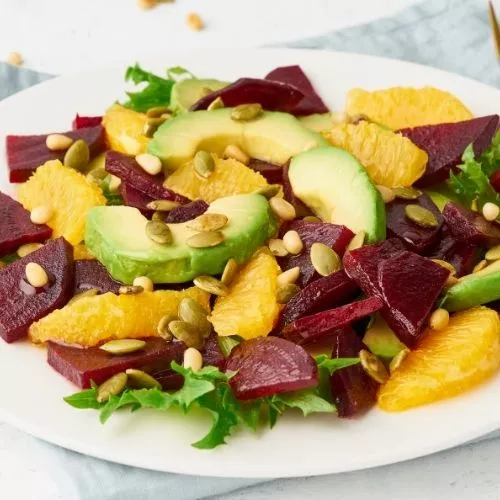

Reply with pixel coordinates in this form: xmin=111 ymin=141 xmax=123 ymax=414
xmin=346 ymin=87 xmax=473 ymax=130
xmin=73 ymin=244 xmax=95 ymax=260
xmin=328 ymin=121 xmax=428 ymax=188
xmin=378 ymin=307 xmax=500 ymax=411
xmin=210 ymin=249 xmax=281 ymax=339
xmin=29 ymin=287 xmax=210 ymax=347
xmin=164 ymin=154 xmax=268 ymax=203
xmin=17 ymin=160 xmax=106 ymax=245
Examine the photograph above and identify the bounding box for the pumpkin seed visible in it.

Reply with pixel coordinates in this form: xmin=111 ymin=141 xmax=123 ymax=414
xmin=146 ymin=200 xmax=180 ymax=212
xmin=145 ymin=220 xmax=173 ymax=245
xmin=99 ymin=339 xmax=146 ymax=355
xmin=143 ymin=117 xmax=166 ymax=137
xmin=125 ymin=368 xmax=161 ymax=389
xmin=389 ymin=348 xmax=409 ymax=374
xmin=186 ymin=213 xmax=228 ymax=232
xmin=359 ymin=349 xmax=389 ymax=384
xmin=485 ymin=244 xmax=500 ymax=261
xmin=221 ymin=258 xmax=238 ymax=285
xmin=302 ymin=216 xmax=321 ymax=223
xmin=376 ymin=185 xmax=395 ymax=204
xmin=268 ymin=238 xmax=288 ymax=257
xmin=223 ymin=144 xmax=250 ymax=165
xmin=63 ymin=139 xmax=90 ymax=172
xmin=193 ymin=275 xmax=228 ymax=296
xmin=157 ymin=313 xmax=177 ymax=340
xmin=86 ymin=167 xmax=107 ymax=185
xmin=346 ymin=231 xmax=366 ymax=251
xmin=473 ymin=259 xmax=488 ymax=273
xmin=178 ymin=297 xmax=212 ymax=338
xmin=207 ymin=96 xmax=224 ymax=111
xmin=404 ymin=204 xmax=439 ymax=228
xmin=276 ymin=283 xmax=301 ymax=304
xmin=152 ymin=211 xmax=166 ymax=221
xmin=310 ymin=243 xmax=341 ymax=276
xmin=253 ymin=184 xmax=281 ymax=199
xmin=186 ymin=231 xmax=224 ymax=248
xmin=146 ymin=106 xmax=171 ymax=118
xmin=168 ymin=320 xmax=204 ymax=349
xmin=118 ymin=285 xmax=144 ymax=295
xmin=392 ymin=186 xmax=423 ymax=200
xmin=200 ymin=87 xmax=213 ymax=97
xmin=231 ymin=103 xmax=263 ymax=122
xmin=431 ymin=259 xmax=457 ymax=276
xmin=193 ymin=150 xmax=215 ymax=179
xmin=97 ymin=372 xmax=128 ymax=403
xmin=67 ymin=288 xmax=99 ymax=306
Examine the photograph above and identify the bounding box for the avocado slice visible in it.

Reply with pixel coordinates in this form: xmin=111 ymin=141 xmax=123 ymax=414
xmin=148 ymin=108 xmax=328 ymax=171
xmin=170 ymin=78 xmax=229 ymax=115
xmin=288 ymin=146 xmax=386 ymax=242
xmin=424 ymin=185 xmax=459 ymax=212
xmin=363 ymin=314 xmax=406 ymax=359
xmin=299 ymin=113 xmax=336 ymax=133
xmin=85 ymin=194 xmax=276 ymax=284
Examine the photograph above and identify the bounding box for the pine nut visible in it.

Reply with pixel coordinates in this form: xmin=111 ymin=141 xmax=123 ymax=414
xmin=30 ymin=206 xmax=53 ymax=225
xmin=133 ymin=276 xmax=154 ymax=292
xmin=473 ymin=259 xmax=488 ymax=272
xmin=277 ymin=267 xmax=300 ymax=288
xmin=108 ymin=175 xmax=122 ymax=192
xmin=482 ymin=202 xmax=500 ymax=221
xmin=347 ymin=231 xmax=366 ymax=251
xmin=282 ymin=230 xmax=303 ymax=255
xmin=25 ymin=262 xmax=49 ymax=288
xmin=268 ymin=238 xmax=288 ymax=257
xmin=223 ymin=144 xmax=250 ymax=165
xmin=186 ymin=12 xmax=205 ymax=31
xmin=429 ymin=308 xmax=450 ymax=330
xmin=7 ymin=51 xmax=22 ymax=66
xmin=17 ymin=243 xmax=43 ymax=258
xmin=269 ymin=197 xmax=296 ymax=221
xmin=183 ymin=347 xmax=203 ymax=371
xmin=485 ymin=244 xmax=500 ymax=261
xmin=137 ymin=0 xmax=157 ymax=9
xmin=376 ymin=185 xmax=395 ymax=204
xmin=135 ymin=153 xmax=162 ymax=176
xmin=46 ymin=134 xmax=73 ymax=151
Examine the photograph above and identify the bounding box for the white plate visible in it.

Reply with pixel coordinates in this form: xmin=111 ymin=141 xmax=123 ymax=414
xmin=1 ymin=48 xmax=500 ymax=478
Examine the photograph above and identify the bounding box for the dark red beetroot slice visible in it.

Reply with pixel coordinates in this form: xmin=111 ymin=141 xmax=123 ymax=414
xmin=226 ymin=337 xmax=318 ymax=400
xmin=0 ymin=191 xmax=52 ymax=258
xmin=105 ymin=151 xmax=190 ymax=204
xmin=248 ymin=158 xmax=283 ymax=184
xmin=490 ymin=170 xmax=500 ymax=193
xmin=265 ymin=65 xmax=329 ymax=116
xmin=400 ymin=115 xmax=499 ymax=187
xmin=282 ymin=296 xmax=384 ymax=345
xmin=74 ymin=260 xmax=121 ymax=295
xmin=282 ymin=162 xmax=312 ymax=217
xmin=72 ymin=115 xmax=103 ymax=130
xmin=7 ymin=125 xmax=105 ymax=183
xmin=164 ymin=199 xmax=209 ymax=223
xmin=275 ymin=270 xmax=358 ymax=332
xmin=0 ymin=238 xmax=74 ymax=343
xmin=386 ymin=192 xmax=443 ymax=253
xmin=377 ymin=251 xmax=449 ymax=347
xmin=443 ymin=201 xmax=500 ymax=246
xmin=190 ymin=78 xmax=304 ymax=113
xmin=278 ymin=220 xmax=354 ymax=287
xmin=120 ymin=183 xmax=154 ymax=217
xmin=330 ymin=328 xmax=378 ymax=417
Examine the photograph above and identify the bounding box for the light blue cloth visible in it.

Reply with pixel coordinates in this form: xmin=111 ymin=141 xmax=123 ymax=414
xmin=1 ymin=0 xmax=499 ymax=498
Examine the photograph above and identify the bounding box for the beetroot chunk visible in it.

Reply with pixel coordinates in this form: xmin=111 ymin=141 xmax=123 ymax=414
xmin=282 ymin=296 xmax=384 ymax=345
xmin=120 ymin=183 xmax=154 ymax=216
xmin=74 ymin=260 xmax=121 ymax=295
xmin=248 ymin=158 xmax=283 ymax=184
xmin=278 ymin=220 xmax=354 ymax=287
xmin=226 ymin=337 xmax=318 ymax=400
xmin=7 ymin=125 xmax=105 ymax=183
xmin=400 ymin=115 xmax=499 ymax=187
xmin=282 ymin=162 xmax=312 ymax=217
xmin=0 ymin=238 xmax=74 ymax=343
xmin=0 ymin=191 xmax=52 ymax=258
xmin=265 ymin=65 xmax=329 ymax=116
xmin=330 ymin=329 xmax=378 ymax=417
xmin=190 ymin=78 xmax=304 ymax=113
xmin=165 ymin=200 xmax=209 ymax=223
xmin=72 ymin=115 xmax=103 ymax=130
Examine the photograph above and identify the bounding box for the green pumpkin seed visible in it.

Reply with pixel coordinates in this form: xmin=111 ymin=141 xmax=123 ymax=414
xmin=186 ymin=213 xmax=228 ymax=232
xmin=64 ymin=139 xmax=90 ymax=172
xmin=389 ymin=348 xmax=410 ymax=373
xmin=86 ymin=167 xmax=107 ymax=186
xmin=143 ymin=117 xmax=166 ymax=138
xmin=346 ymin=231 xmax=366 ymax=251
xmin=200 ymin=87 xmax=214 ymax=97
xmin=392 ymin=187 xmax=423 ymax=200
xmin=186 ymin=231 xmax=224 ymax=248
xmin=168 ymin=320 xmax=204 ymax=349
xmin=157 ymin=313 xmax=177 ymax=340
xmin=193 ymin=275 xmax=229 ymax=296
xmin=152 ymin=211 xmax=166 ymax=221
xmin=359 ymin=349 xmax=389 ymax=383
xmin=310 ymin=243 xmax=341 ymax=277
xmin=146 ymin=106 xmax=171 ymax=118
xmin=125 ymin=369 xmax=161 ymax=389
xmin=207 ymin=96 xmax=224 ymax=111
xmin=431 ymin=259 xmax=457 ymax=276
xmin=146 ymin=220 xmax=173 ymax=245
xmin=118 ymin=285 xmax=144 ymax=295
xmin=253 ymin=184 xmax=281 ymax=199
xmin=97 ymin=372 xmax=128 ymax=403
xmin=231 ymin=103 xmax=263 ymax=122
xmin=146 ymin=200 xmax=181 ymax=212
xmin=276 ymin=283 xmax=301 ymax=304
xmin=67 ymin=288 xmax=99 ymax=306
xmin=405 ymin=204 xmax=439 ymax=228
xmin=99 ymin=339 xmax=146 ymax=355
xmin=178 ymin=297 xmax=212 ymax=338
xmin=302 ymin=216 xmax=321 ymax=223
xmin=193 ymin=150 xmax=215 ymax=179
xmin=221 ymin=258 xmax=238 ymax=285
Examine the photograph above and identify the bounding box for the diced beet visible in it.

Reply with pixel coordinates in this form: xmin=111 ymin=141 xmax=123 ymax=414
xmin=282 ymin=162 xmax=312 ymax=217
xmin=265 ymin=65 xmax=329 ymax=116
xmin=0 ymin=238 xmax=74 ymax=343
xmin=226 ymin=337 xmax=318 ymax=400
xmin=247 ymin=158 xmax=283 ymax=184
xmin=386 ymin=192 xmax=443 ymax=253
xmin=47 ymin=337 xmax=186 ymax=388
xmin=377 ymin=251 xmax=449 ymax=347
xmin=400 ymin=115 xmax=499 ymax=187
xmin=443 ymin=201 xmax=500 ymax=246
xmin=120 ymin=183 xmax=154 ymax=217
xmin=199 ymin=333 xmax=225 ymax=369
xmin=275 ymin=270 xmax=358 ymax=332
xmin=330 ymin=328 xmax=378 ymax=417
xmin=74 ymin=260 xmax=121 ymax=295
xmin=282 ymin=296 xmax=384 ymax=345
xmin=7 ymin=125 xmax=105 ymax=183
xmin=165 ymin=200 xmax=209 ymax=223
xmin=105 ymin=151 xmax=190 ymax=204
xmin=490 ymin=171 xmax=500 ymax=193
xmin=0 ymin=191 xmax=52 ymax=258
xmin=278 ymin=220 xmax=354 ymax=287
xmin=72 ymin=115 xmax=103 ymax=130
xmin=190 ymin=78 xmax=304 ymax=113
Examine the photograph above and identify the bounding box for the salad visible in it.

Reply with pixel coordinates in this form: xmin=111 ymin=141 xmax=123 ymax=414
xmin=1 ymin=63 xmax=500 ymax=449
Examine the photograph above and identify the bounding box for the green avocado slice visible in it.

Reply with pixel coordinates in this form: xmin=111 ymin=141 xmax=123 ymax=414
xmin=170 ymin=78 xmax=229 ymax=115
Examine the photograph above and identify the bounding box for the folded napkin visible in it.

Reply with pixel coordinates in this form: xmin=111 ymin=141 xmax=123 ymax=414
xmin=1 ymin=0 xmax=499 ymax=499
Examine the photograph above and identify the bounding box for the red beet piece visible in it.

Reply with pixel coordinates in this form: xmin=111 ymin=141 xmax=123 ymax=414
xmin=105 ymin=151 xmax=190 ymax=204
xmin=330 ymin=328 xmax=378 ymax=417
xmin=120 ymin=183 xmax=155 ymax=216
xmin=7 ymin=125 xmax=105 ymax=183
xmin=282 ymin=296 xmax=384 ymax=345
xmin=0 ymin=238 xmax=74 ymax=343
xmin=443 ymin=201 xmax=500 ymax=246
xmin=74 ymin=260 xmax=121 ymax=295
xmin=72 ymin=114 xmax=103 ymax=130
xmin=265 ymin=65 xmax=329 ymax=116
xmin=226 ymin=337 xmax=318 ymax=400
xmin=247 ymin=158 xmax=283 ymax=184
xmin=386 ymin=192 xmax=443 ymax=253
xmin=278 ymin=220 xmax=354 ymax=287
xmin=490 ymin=170 xmax=500 ymax=193
xmin=190 ymin=78 xmax=304 ymax=113
xmin=165 ymin=200 xmax=209 ymax=223
xmin=400 ymin=115 xmax=499 ymax=187
xmin=377 ymin=251 xmax=449 ymax=347
xmin=0 ymin=191 xmax=52 ymax=258
xmin=282 ymin=162 xmax=312 ymax=217
xmin=275 ymin=270 xmax=358 ymax=332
